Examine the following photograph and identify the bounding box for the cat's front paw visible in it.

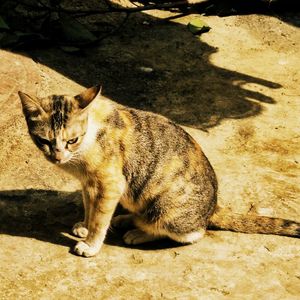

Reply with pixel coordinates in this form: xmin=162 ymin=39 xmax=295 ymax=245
xmin=74 ymin=241 xmax=100 ymax=257
xmin=72 ymin=222 xmax=88 ymax=238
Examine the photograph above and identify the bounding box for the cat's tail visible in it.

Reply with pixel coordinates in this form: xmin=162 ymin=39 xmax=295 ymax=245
xmin=208 ymin=207 xmax=300 ymax=238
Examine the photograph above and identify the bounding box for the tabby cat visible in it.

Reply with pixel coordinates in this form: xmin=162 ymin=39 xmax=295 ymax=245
xmin=18 ymin=85 xmax=300 ymax=257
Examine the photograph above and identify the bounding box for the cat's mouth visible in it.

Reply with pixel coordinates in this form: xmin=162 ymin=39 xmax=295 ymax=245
xmin=46 ymin=153 xmax=72 ymax=165
xmin=54 ymin=158 xmax=70 ymax=165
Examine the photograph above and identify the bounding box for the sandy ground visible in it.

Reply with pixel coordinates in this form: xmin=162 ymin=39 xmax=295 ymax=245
xmin=0 ymin=4 xmax=300 ymax=300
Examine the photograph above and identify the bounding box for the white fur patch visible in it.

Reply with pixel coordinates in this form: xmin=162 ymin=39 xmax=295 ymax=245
xmin=167 ymin=230 xmax=205 ymax=244
xmin=80 ymin=115 xmax=100 ymax=152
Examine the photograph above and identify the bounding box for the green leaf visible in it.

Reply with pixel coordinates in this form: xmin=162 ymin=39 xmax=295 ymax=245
xmin=188 ymin=19 xmax=210 ymax=35
xmin=0 ymin=16 xmax=9 ymax=30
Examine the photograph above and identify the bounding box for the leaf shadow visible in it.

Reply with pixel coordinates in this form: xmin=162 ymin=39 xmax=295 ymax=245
xmin=0 ymin=0 xmax=285 ymax=130
xmin=25 ymin=21 xmax=281 ymax=130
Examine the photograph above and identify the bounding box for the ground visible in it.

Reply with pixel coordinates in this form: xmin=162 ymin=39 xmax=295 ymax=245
xmin=0 ymin=3 xmax=300 ymax=300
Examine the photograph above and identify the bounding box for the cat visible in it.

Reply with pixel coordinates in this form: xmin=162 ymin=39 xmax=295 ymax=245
xmin=18 ymin=85 xmax=300 ymax=257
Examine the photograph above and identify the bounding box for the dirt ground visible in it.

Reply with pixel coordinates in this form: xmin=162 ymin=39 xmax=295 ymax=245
xmin=0 ymin=2 xmax=300 ymax=299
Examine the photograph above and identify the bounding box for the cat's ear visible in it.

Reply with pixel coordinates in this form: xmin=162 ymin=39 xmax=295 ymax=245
xmin=74 ymin=85 xmax=102 ymax=109
xmin=18 ymin=91 xmax=45 ymax=119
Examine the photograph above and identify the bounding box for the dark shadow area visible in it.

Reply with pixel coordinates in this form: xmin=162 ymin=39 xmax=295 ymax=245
xmin=193 ymin=0 xmax=300 ymax=28
xmin=0 ymin=189 xmax=182 ymax=251
xmin=0 ymin=0 xmax=284 ymax=129
xmin=25 ymin=30 xmax=280 ymax=130
xmin=0 ymin=189 xmax=82 ymax=248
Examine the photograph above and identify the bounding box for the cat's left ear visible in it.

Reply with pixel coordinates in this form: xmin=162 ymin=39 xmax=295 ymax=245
xmin=74 ymin=85 xmax=102 ymax=109
xmin=18 ymin=91 xmax=45 ymax=119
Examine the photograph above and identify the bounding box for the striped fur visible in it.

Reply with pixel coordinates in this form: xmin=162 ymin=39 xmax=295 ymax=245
xmin=18 ymin=86 xmax=300 ymax=257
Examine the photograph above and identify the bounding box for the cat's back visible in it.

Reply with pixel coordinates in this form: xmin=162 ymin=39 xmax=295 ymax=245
xmin=90 ymin=96 xmax=196 ymax=153
xmin=119 ymin=106 xmax=194 ymax=153
xmin=119 ymin=106 xmax=208 ymax=164
xmin=116 ymin=106 xmax=216 ymax=189
xmin=89 ymin=98 xmax=214 ymax=180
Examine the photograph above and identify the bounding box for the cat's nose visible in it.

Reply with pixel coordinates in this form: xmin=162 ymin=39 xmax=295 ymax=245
xmin=54 ymin=150 xmax=63 ymax=162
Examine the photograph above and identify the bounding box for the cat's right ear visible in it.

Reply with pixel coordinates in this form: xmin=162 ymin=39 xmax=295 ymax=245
xmin=74 ymin=85 xmax=102 ymax=110
xmin=18 ymin=91 xmax=45 ymax=120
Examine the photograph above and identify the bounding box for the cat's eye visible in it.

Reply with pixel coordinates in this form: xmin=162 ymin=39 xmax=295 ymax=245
xmin=35 ymin=136 xmax=50 ymax=146
xmin=67 ymin=137 xmax=79 ymax=145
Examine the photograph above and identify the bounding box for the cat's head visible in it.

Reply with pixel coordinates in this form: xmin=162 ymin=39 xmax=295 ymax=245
xmin=18 ymin=85 xmax=101 ymax=164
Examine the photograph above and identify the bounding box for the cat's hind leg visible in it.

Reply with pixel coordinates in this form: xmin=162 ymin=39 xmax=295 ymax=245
xmin=166 ymin=229 xmax=206 ymax=244
xmin=120 ymin=216 xmax=205 ymax=245
xmin=122 ymin=227 xmax=205 ymax=245
xmin=122 ymin=216 xmax=166 ymax=245
xmin=111 ymin=214 xmax=134 ymax=229
xmin=123 ymin=228 xmax=165 ymax=245
xmin=124 ymin=215 xmax=206 ymax=245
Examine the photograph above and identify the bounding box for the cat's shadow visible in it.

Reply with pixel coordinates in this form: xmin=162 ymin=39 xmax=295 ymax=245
xmin=0 ymin=189 xmax=181 ymax=252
